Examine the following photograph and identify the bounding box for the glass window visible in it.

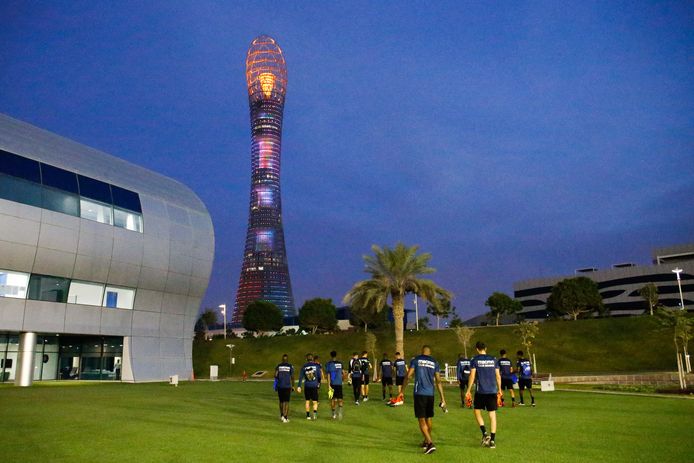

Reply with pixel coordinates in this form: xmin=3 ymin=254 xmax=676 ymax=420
xmin=80 ymin=198 xmax=113 ymax=225
xmin=113 ymin=208 xmax=143 ymax=232
xmin=40 ymin=164 xmax=78 ymax=193
xmin=77 ymin=175 xmax=112 ymax=203
xmin=67 ymin=281 xmax=104 ymax=306
xmin=42 ymin=187 xmax=80 ymax=216
xmin=27 ymin=275 xmax=70 ymax=303
xmin=0 ymin=173 xmax=43 ymax=208
xmin=103 ymin=286 xmax=135 ymax=309
xmin=0 ymin=269 xmax=30 ymax=299
xmin=111 ymin=185 xmax=141 ymax=213
xmin=0 ymin=149 xmax=41 ymax=183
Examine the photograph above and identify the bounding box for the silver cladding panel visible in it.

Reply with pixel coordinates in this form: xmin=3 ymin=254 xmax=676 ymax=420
xmin=0 ymin=113 xmax=215 ymax=382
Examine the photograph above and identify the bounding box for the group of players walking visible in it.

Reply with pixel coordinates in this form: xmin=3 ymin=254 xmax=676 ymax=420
xmin=274 ymin=342 xmax=536 ymax=454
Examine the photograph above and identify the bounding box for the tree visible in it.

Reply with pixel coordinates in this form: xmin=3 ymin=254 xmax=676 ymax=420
xmin=515 ymin=321 xmax=540 ymax=367
xmin=343 ymin=243 xmax=451 ymax=357
xmin=426 ymin=297 xmax=454 ymax=329
xmin=418 ymin=316 xmax=431 ymax=330
xmin=639 ymin=283 xmax=659 ymax=316
xmin=194 ymin=317 xmax=207 ymax=340
xmin=365 ymin=331 xmax=378 ymax=381
xmin=349 ymin=304 xmax=389 ymax=332
xmin=655 ymin=307 xmax=694 ymax=389
xmin=546 ymin=277 xmax=605 ymax=320
xmin=199 ymin=309 xmax=218 ymax=327
xmin=454 ymin=326 xmax=474 ymax=358
xmin=299 ymin=298 xmax=337 ymax=334
xmin=242 ymin=300 xmax=283 ymax=333
xmin=485 ymin=292 xmax=523 ymax=326
xmin=449 ymin=315 xmax=464 ymax=328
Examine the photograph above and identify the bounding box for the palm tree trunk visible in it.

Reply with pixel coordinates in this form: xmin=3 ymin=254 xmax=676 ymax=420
xmin=495 ymin=313 xmax=500 ymax=326
xmin=392 ymin=293 xmax=405 ymax=357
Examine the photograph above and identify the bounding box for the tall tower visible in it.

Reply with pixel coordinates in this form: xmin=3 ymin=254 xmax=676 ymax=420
xmin=232 ymin=35 xmax=295 ymax=324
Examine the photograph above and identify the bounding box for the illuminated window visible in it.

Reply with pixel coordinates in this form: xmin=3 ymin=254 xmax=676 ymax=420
xmin=255 ymin=230 xmax=273 ymax=252
xmin=254 ymin=186 xmax=274 ymax=207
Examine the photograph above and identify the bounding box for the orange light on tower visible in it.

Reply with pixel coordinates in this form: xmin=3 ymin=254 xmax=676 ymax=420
xmin=258 ymin=72 xmax=275 ymax=98
xmin=245 ymin=35 xmax=287 ymax=101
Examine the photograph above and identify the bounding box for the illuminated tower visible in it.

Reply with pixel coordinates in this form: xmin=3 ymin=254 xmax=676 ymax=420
xmin=232 ymin=35 xmax=295 ymax=324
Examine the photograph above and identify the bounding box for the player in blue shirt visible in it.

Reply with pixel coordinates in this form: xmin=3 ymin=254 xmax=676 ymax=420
xmin=274 ymin=354 xmax=294 ymax=423
xmin=465 ymin=341 xmax=502 ymax=449
xmin=456 ymin=353 xmax=471 ymax=408
xmin=401 ymin=345 xmax=446 ymax=455
xmin=360 ymin=351 xmax=371 ymax=401
xmin=349 ymin=352 xmax=363 ymax=404
xmin=325 ymin=350 xmax=345 ymax=419
xmin=516 ymin=350 xmax=536 ymax=407
xmin=297 ymin=353 xmax=322 ymax=420
xmin=498 ymin=349 xmax=517 ymax=407
xmin=380 ymin=353 xmax=394 ymax=401
xmin=394 ymin=352 xmax=407 ymax=397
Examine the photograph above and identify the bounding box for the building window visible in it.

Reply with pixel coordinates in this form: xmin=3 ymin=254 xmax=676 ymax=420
xmin=80 ymin=198 xmax=113 ymax=225
xmin=0 ymin=149 xmax=41 ymax=182
xmin=42 ymin=187 xmax=80 ymax=217
xmin=111 ymin=185 xmax=142 ymax=213
xmin=0 ymin=173 xmax=43 ymax=208
xmin=67 ymin=281 xmax=105 ymax=306
xmin=77 ymin=175 xmax=112 ymax=204
xmin=27 ymin=275 xmax=70 ymax=303
xmin=103 ymin=286 xmax=135 ymax=310
xmin=0 ymin=270 xmax=30 ymax=299
xmin=113 ymin=207 xmax=143 ymax=232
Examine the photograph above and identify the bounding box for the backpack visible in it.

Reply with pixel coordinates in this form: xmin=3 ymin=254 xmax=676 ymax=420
xmin=351 ymin=359 xmax=362 ymax=375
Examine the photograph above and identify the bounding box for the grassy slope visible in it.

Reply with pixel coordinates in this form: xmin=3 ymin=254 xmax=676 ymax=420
xmin=1 ymin=381 xmax=692 ymax=463
xmin=194 ymin=316 xmax=690 ymax=378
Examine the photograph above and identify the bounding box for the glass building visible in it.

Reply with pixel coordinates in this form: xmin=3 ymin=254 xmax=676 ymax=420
xmin=232 ymin=35 xmax=296 ymax=324
xmin=0 ymin=113 xmax=214 ymax=385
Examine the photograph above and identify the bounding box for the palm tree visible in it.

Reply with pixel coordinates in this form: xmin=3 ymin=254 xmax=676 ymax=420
xmin=343 ymin=243 xmax=451 ymax=356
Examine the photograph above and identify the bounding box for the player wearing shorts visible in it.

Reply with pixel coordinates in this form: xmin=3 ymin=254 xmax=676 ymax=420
xmin=274 ymin=354 xmax=294 ymax=423
xmin=466 ymin=341 xmax=502 ymax=449
xmin=498 ymin=349 xmax=516 ymax=407
xmin=297 ymin=353 xmax=322 ymax=420
xmin=516 ymin=350 xmax=536 ymax=406
xmin=360 ymin=351 xmax=371 ymax=401
xmin=380 ymin=353 xmax=394 ymax=400
xmin=401 ymin=345 xmax=446 ymax=455
xmin=325 ymin=350 xmax=345 ymax=419
xmin=394 ymin=352 xmax=407 ymax=395
xmin=349 ymin=352 xmax=363 ymax=404
xmin=456 ymin=353 xmax=471 ymax=407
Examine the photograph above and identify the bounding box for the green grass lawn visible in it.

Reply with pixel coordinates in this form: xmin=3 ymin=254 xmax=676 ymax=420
xmin=195 ymin=316 xmax=692 ymax=378
xmin=2 ymin=381 xmax=692 ymax=462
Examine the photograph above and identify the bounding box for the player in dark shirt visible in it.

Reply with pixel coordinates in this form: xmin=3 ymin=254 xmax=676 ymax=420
xmin=379 ymin=353 xmax=394 ymax=400
xmin=401 ymin=345 xmax=446 ymax=455
xmin=297 ymin=353 xmax=322 ymax=420
xmin=498 ymin=349 xmax=517 ymax=407
xmin=349 ymin=352 xmax=363 ymax=404
xmin=360 ymin=351 xmax=371 ymax=401
xmin=274 ymin=354 xmax=294 ymax=423
xmin=325 ymin=350 xmax=345 ymax=419
xmin=516 ymin=350 xmax=536 ymax=406
xmin=466 ymin=341 xmax=502 ymax=449
xmin=394 ymin=352 xmax=407 ymax=397
xmin=456 ymin=353 xmax=471 ymax=408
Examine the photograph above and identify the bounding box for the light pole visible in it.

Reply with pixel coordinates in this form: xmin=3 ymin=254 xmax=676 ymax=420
xmin=672 ymin=268 xmax=685 ymax=310
xmin=226 ymin=344 xmax=235 ymax=378
xmin=219 ymin=304 xmax=227 ymax=339
xmin=414 ymin=294 xmax=419 ymax=331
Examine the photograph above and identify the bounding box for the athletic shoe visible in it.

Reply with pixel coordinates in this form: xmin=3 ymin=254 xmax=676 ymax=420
xmin=332 ymin=413 xmax=336 ymax=420
xmin=519 ymin=402 xmax=526 ymax=406
xmin=481 ymin=434 xmax=491 ymax=447
xmin=364 ymin=397 xmax=369 ymax=402
xmin=489 ymin=440 xmax=496 ymax=449
xmin=313 ymin=414 xmax=317 ymax=420
xmin=306 ymin=416 xmax=312 ymax=420
xmin=421 ymin=441 xmax=428 ymax=449
xmin=424 ymin=443 xmax=436 ymax=454
xmin=355 ymin=401 xmax=360 ymax=405
xmin=532 ymin=402 xmax=536 ymax=407
xmin=280 ymin=416 xmax=286 ymax=423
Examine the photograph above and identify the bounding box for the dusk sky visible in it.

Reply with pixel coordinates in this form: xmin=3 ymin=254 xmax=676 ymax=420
xmin=1 ymin=2 xmax=692 ymax=321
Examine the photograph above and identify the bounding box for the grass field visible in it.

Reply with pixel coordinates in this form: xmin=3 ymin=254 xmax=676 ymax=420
xmin=2 ymin=381 xmax=692 ymax=462
xmin=194 ymin=316 xmax=693 ymax=378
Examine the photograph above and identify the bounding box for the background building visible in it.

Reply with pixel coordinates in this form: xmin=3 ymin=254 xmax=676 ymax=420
xmin=0 ymin=114 xmax=214 ymax=385
xmin=514 ymin=244 xmax=694 ymax=319
xmin=232 ymin=35 xmax=295 ymax=325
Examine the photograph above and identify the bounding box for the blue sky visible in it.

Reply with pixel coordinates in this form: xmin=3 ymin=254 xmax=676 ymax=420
xmin=1 ymin=1 xmax=692 ymax=320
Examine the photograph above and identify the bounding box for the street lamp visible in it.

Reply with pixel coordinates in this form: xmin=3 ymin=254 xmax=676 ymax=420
xmin=219 ymin=304 xmax=227 ymax=339
xmin=226 ymin=344 xmax=235 ymax=378
xmin=672 ymin=268 xmax=685 ymax=310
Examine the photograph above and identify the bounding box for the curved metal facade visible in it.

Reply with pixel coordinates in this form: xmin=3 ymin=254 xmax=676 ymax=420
xmin=232 ymin=35 xmax=295 ymax=324
xmin=0 ymin=113 xmax=214 ymax=382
